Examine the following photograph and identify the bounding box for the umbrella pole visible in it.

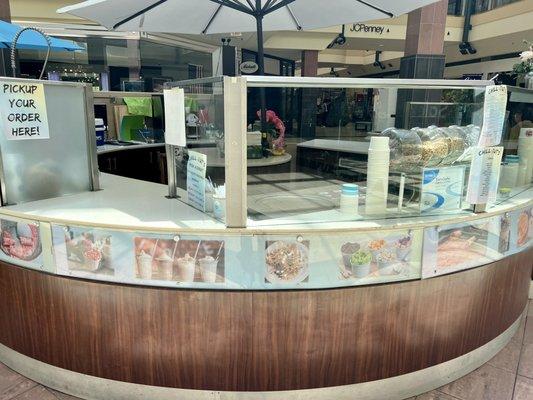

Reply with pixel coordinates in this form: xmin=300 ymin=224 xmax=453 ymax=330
xmin=255 ymin=7 xmax=267 ymax=134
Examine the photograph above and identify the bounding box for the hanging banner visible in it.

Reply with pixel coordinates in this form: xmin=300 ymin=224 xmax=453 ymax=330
xmin=163 ymin=88 xmax=186 ymax=147
xmin=466 ymin=146 xmax=504 ymax=205
xmin=0 ymin=82 xmax=50 ymax=140
xmin=478 ymin=85 xmax=507 ymax=147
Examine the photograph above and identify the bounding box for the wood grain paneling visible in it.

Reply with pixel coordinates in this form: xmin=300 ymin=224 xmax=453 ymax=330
xmin=0 ymin=250 xmax=531 ymax=392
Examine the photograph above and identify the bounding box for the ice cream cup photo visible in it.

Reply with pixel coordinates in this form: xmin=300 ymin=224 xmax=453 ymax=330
xmin=176 ymin=255 xmax=196 ymax=282
xmin=137 ymin=251 xmax=153 ymax=280
xmin=376 ymin=249 xmax=398 ymax=270
xmin=395 ymin=246 xmax=412 ymax=261
xmin=84 ymin=257 xmax=100 ymax=272
xmin=156 ymin=259 xmax=173 ymax=280
xmin=395 ymin=236 xmax=412 ymax=261
xmin=199 ymin=256 xmax=218 ymax=283
xmin=340 ymin=242 xmax=360 ymax=269
xmin=349 ymin=250 xmax=372 ymax=279
xmin=84 ymin=248 xmax=102 ymax=272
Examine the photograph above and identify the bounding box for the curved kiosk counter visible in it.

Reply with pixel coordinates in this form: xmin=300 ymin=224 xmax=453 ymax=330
xmin=0 ymin=77 xmax=531 ymax=400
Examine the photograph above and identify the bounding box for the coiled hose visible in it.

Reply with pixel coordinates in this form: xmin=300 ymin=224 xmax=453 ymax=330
xmin=11 ymin=27 xmax=52 ymax=80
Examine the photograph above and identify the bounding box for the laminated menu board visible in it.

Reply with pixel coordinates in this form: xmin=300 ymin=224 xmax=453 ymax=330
xmin=478 ymin=85 xmax=507 ymax=147
xmin=0 ymin=82 xmax=50 ymax=140
xmin=422 ymin=216 xmax=506 ymax=278
xmin=187 ymin=150 xmax=207 ymax=212
xmin=0 ymin=215 xmax=42 ymax=269
xmin=466 ymin=146 xmax=503 ymax=205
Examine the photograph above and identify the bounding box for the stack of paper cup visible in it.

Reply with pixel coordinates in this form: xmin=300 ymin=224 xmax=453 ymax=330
xmin=365 ymin=136 xmax=390 ymax=215
xmin=518 ymin=128 xmax=533 ymax=185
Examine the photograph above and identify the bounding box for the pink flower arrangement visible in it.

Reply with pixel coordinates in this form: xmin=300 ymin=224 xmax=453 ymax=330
xmin=257 ymin=109 xmax=286 ymax=151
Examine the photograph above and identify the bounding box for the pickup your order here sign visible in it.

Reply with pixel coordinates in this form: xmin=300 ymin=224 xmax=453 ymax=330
xmin=0 ymin=82 xmax=49 ymax=140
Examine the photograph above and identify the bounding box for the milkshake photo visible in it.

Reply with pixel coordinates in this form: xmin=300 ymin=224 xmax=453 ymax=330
xmin=134 ymin=237 xmax=225 ymax=283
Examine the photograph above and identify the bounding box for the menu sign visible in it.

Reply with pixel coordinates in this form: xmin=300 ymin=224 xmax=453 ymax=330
xmin=466 ymin=146 xmax=504 ymax=205
xmin=478 ymin=85 xmax=507 ymax=147
xmin=0 ymin=82 xmax=49 ymax=140
xmin=187 ymin=150 xmax=207 ymax=212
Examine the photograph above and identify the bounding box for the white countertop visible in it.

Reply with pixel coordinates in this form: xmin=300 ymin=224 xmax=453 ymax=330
xmin=0 ymin=172 xmax=531 ymax=234
xmin=97 ymin=142 xmax=164 ymax=155
xmin=2 ymin=173 xmax=223 ymax=232
xmin=297 ymin=139 xmax=370 ymax=155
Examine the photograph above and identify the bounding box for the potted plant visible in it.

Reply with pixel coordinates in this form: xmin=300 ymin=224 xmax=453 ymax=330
xmin=513 ymin=40 xmax=533 ymax=89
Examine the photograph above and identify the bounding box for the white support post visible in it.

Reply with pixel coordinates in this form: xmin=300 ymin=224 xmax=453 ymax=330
xmin=223 ymin=76 xmax=248 ymax=228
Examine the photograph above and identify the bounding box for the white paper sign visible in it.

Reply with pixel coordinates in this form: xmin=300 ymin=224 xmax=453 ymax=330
xmin=186 ymin=150 xmax=207 ymax=212
xmin=478 ymin=85 xmax=507 ymax=147
xmin=0 ymin=82 xmax=49 ymax=140
xmin=466 ymin=146 xmax=504 ymax=205
xmin=163 ymin=88 xmax=186 ymax=147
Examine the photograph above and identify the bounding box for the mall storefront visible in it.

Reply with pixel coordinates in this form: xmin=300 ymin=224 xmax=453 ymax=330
xmin=16 ymin=30 xmax=215 ymax=92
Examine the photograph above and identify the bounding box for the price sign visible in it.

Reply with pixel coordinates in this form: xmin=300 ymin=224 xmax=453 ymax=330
xmin=478 ymin=85 xmax=507 ymax=147
xmin=0 ymin=82 xmax=49 ymax=140
xmin=466 ymin=146 xmax=504 ymax=205
xmin=186 ymin=150 xmax=207 ymax=212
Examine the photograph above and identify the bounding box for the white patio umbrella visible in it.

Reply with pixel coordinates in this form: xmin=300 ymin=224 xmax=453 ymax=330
xmin=59 ymin=0 xmax=439 ymax=76
xmin=59 ymin=0 xmax=439 ymax=130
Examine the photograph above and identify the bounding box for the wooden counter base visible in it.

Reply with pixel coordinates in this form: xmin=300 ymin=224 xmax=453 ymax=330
xmin=0 ymin=250 xmax=531 ymax=392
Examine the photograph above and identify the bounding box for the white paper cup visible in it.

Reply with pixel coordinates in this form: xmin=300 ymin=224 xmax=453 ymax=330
xmin=137 ymin=257 xmax=153 ymax=280
xmin=176 ymin=260 xmax=196 ymax=282
xmin=199 ymin=258 xmax=218 ymax=283
xmin=157 ymin=259 xmax=174 ymax=280
xmin=85 ymin=258 xmax=100 ymax=272
xmin=352 ymin=262 xmax=371 ymax=279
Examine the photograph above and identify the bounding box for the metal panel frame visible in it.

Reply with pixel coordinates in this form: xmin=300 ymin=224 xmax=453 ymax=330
xmin=223 ymin=76 xmax=248 ymax=228
xmin=243 ymin=76 xmax=493 ymax=89
xmin=82 ymin=84 xmax=100 ymax=192
xmin=0 ymin=78 xmax=100 ymax=205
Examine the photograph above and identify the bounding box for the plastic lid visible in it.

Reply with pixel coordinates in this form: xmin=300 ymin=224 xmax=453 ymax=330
xmin=342 ymin=183 xmax=359 ymax=195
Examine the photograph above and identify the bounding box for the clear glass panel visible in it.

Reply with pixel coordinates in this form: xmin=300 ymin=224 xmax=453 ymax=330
xmin=166 ymin=79 xmax=226 ymax=222
xmin=495 ymin=87 xmax=533 ymax=203
xmin=245 ymin=83 xmax=495 ymax=225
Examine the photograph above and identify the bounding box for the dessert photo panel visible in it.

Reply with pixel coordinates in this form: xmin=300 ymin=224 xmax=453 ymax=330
xmin=422 ymin=216 xmax=504 ymax=278
xmin=0 ymin=216 xmax=42 ymax=268
xmin=337 ymin=231 xmax=416 ymax=282
xmin=52 ymin=225 xmax=116 ymax=277
xmin=134 ymin=236 xmax=225 ymax=284
xmin=264 ymin=240 xmax=310 ymax=284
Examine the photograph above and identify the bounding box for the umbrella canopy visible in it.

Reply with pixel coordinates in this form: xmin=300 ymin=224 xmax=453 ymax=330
xmin=0 ymin=20 xmax=83 ymax=51
xmin=59 ymin=0 xmax=438 ymax=72
xmin=59 ymin=0 xmax=438 ymax=131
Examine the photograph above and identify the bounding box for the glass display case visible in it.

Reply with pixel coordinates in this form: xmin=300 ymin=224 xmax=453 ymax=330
xmin=169 ymin=77 xmax=532 ymax=228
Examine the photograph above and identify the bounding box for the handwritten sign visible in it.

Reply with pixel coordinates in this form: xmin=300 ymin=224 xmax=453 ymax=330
xmin=186 ymin=150 xmax=207 ymax=212
xmin=466 ymin=146 xmax=504 ymax=205
xmin=0 ymin=83 xmax=49 ymax=140
xmin=478 ymin=85 xmax=507 ymax=147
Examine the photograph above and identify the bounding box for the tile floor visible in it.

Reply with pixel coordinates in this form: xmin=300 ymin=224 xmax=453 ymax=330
xmin=0 ymin=301 xmax=532 ymax=400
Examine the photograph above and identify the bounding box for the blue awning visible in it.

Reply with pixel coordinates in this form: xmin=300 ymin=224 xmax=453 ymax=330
xmin=0 ymin=21 xmax=84 ymax=51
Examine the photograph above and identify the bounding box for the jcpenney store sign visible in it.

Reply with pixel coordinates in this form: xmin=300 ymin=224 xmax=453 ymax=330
xmin=349 ymin=23 xmax=388 ymax=35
